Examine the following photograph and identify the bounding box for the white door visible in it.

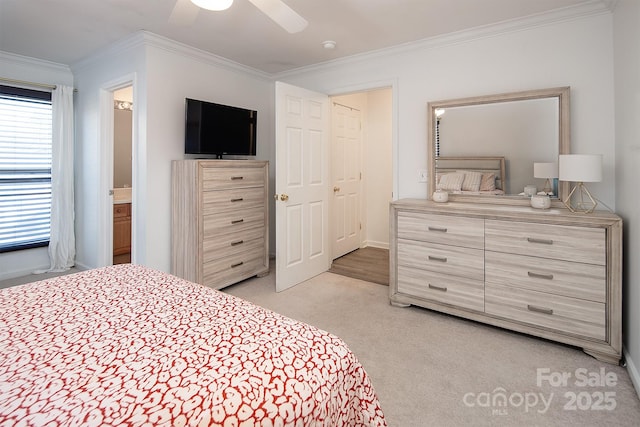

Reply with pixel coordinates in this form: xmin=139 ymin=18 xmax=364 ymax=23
xmin=275 ymin=82 xmax=330 ymax=292
xmin=331 ymin=103 xmax=362 ymax=259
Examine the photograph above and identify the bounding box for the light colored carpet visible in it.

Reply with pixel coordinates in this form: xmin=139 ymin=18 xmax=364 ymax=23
xmin=224 ymin=268 xmax=640 ymax=427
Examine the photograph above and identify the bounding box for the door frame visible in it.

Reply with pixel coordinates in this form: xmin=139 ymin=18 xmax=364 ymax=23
xmin=99 ymin=74 xmax=137 ymax=266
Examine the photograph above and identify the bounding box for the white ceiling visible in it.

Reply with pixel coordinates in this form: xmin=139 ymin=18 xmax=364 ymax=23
xmin=0 ymin=0 xmax=604 ymax=74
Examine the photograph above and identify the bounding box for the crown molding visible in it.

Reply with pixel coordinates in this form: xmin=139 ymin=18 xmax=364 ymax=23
xmin=273 ymin=0 xmax=612 ymax=80
xmin=0 ymin=50 xmax=72 ymax=74
xmin=72 ymin=30 xmax=271 ymax=81
xmin=140 ymin=32 xmax=272 ymax=81
xmin=70 ymin=32 xmax=147 ymax=73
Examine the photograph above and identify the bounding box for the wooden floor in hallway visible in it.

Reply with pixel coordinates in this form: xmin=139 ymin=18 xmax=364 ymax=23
xmin=329 ymin=247 xmax=389 ymax=285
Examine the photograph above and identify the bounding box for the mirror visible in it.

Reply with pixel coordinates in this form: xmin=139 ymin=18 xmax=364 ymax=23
xmin=428 ymin=87 xmax=570 ymax=206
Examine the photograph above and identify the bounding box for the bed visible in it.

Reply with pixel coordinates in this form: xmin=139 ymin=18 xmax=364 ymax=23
xmin=0 ymin=264 xmax=387 ymax=426
xmin=435 ymin=156 xmax=506 ymax=195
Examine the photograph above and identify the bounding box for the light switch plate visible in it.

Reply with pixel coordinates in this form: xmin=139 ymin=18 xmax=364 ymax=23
xmin=417 ymin=169 xmax=428 ymax=183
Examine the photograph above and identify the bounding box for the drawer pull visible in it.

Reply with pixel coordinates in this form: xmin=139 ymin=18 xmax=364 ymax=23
xmin=527 ymin=304 xmax=554 ymax=315
xmin=231 ymin=240 xmax=244 ymax=246
xmin=231 ymin=176 xmax=244 ymax=180
xmin=527 ymin=237 xmax=553 ymax=245
xmin=231 ymin=261 xmax=244 ymax=268
xmin=428 ymin=226 xmax=448 ymax=233
xmin=230 ymin=198 xmax=244 ymax=202
xmin=231 ymin=219 xmax=244 ymax=224
xmin=527 ymin=271 xmax=554 ymax=280
xmin=428 ymin=284 xmax=448 ymax=292
xmin=428 ymin=255 xmax=447 ymax=263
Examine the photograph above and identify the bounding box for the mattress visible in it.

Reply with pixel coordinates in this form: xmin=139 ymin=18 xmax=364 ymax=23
xmin=0 ymin=264 xmax=386 ymax=426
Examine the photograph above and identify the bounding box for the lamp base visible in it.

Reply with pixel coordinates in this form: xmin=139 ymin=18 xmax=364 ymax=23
xmin=562 ymin=182 xmax=598 ymax=214
xmin=541 ymin=178 xmax=553 ymax=195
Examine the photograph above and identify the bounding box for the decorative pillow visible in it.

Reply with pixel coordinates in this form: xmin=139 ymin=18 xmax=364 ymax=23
xmin=437 ymin=173 xmax=465 ymax=191
xmin=456 ymin=170 xmax=482 ymax=192
xmin=479 ymin=173 xmax=496 ymax=191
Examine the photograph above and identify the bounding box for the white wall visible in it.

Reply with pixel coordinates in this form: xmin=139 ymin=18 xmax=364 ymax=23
xmin=613 ymin=0 xmax=640 ymax=394
xmin=364 ymin=88 xmax=393 ymax=248
xmin=143 ymin=41 xmax=273 ymax=270
xmin=0 ymin=52 xmax=74 ymax=280
xmin=276 ymin=11 xmax=616 ymax=209
xmin=71 ymin=35 xmax=147 ymax=270
xmin=72 ymin=32 xmax=274 ymax=273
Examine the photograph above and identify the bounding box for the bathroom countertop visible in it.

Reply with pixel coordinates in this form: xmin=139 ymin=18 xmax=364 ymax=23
xmin=113 ymin=187 xmax=132 ymax=204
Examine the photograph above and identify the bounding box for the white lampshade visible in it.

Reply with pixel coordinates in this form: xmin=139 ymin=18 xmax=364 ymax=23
xmin=559 ymin=154 xmax=602 ymax=183
xmin=191 ymin=0 xmax=233 ymax=11
xmin=534 ymin=162 xmax=558 ymax=179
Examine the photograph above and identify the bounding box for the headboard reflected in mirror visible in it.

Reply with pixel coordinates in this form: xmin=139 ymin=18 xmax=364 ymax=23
xmin=428 ymin=87 xmax=570 ymax=206
xmin=435 ymin=156 xmax=506 ymax=195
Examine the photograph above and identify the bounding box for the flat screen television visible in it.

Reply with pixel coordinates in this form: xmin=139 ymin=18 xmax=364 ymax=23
xmin=184 ymin=98 xmax=257 ymax=157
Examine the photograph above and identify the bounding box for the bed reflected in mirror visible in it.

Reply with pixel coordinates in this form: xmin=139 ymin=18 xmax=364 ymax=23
xmin=428 ymin=87 xmax=570 ymax=205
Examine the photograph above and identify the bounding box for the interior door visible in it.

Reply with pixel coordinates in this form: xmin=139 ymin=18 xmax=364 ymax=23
xmin=331 ymin=103 xmax=362 ymax=259
xmin=275 ymin=82 xmax=330 ymax=292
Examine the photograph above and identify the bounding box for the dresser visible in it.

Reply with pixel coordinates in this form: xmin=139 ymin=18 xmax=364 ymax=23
xmin=390 ymin=199 xmax=622 ymax=364
xmin=171 ymin=160 xmax=269 ymax=289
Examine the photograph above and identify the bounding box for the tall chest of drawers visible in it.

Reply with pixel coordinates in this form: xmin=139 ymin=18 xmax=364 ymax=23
xmin=172 ymin=160 xmax=269 ymax=289
xmin=390 ymin=199 xmax=623 ymax=364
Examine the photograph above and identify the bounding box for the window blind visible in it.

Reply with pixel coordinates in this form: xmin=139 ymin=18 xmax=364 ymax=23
xmin=0 ymin=86 xmax=52 ymax=252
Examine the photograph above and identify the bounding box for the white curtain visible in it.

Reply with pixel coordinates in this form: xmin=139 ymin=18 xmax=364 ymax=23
xmin=48 ymin=85 xmax=76 ymax=271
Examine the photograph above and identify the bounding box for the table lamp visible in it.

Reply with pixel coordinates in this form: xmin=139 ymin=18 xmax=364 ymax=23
xmin=533 ymin=162 xmax=558 ymax=195
xmin=558 ymin=154 xmax=602 ymax=213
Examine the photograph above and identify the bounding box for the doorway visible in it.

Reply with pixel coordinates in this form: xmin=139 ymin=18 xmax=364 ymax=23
xmin=274 ymin=82 xmax=394 ymax=291
xmin=329 ymin=88 xmax=393 ymax=275
xmin=112 ymin=86 xmax=133 ymax=264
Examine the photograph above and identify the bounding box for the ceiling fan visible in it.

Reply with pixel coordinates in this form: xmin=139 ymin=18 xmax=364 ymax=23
xmin=169 ymin=0 xmax=308 ymax=34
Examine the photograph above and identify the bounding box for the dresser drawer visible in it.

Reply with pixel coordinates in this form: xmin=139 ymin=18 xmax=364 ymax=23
xmin=485 ymin=220 xmax=605 ymax=265
xmin=203 ymin=207 xmax=265 ymax=237
xmin=398 ymin=265 xmax=484 ymax=312
xmin=203 ymin=226 xmax=265 ymax=258
xmin=485 ymin=251 xmax=605 ymax=302
xmin=397 ymin=239 xmax=484 ymax=281
xmin=203 ymin=247 xmax=267 ymax=289
xmin=203 ymin=235 xmax=265 ymax=264
xmin=202 ymin=167 xmax=265 ymax=190
xmin=397 ymin=211 xmax=484 ymax=249
xmin=203 ymin=187 xmax=265 ymax=213
xmin=485 ymin=283 xmax=606 ymax=340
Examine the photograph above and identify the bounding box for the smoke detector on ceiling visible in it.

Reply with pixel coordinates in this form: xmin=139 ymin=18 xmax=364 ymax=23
xmin=322 ymin=40 xmax=337 ymax=49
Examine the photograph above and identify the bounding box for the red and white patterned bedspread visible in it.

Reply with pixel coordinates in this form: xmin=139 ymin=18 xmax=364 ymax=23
xmin=0 ymin=264 xmax=386 ymax=426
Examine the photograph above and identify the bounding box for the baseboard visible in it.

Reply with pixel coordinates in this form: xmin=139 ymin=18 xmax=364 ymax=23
xmin=624 ymin=346 xmax=640 ymax=399
xmin=0 ymin=264 xmax=51 ymax=281
xmin=73 ymin=261 xmax=92 ymax=271
xmin=362 ymin=240 xmax=389 ymax=250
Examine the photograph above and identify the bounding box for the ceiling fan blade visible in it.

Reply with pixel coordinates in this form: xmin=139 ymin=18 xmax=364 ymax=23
xmin=169 ymin=0 xmax=200 ymax=26
xmin=246 ymin=0 xmax=308 ymax=34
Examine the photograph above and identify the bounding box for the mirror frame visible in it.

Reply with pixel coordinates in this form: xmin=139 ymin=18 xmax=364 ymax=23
xmin=427 ymin=86 xmax=570 ymax=206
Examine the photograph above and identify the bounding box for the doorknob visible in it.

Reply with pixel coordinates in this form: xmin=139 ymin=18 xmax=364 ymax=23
xmin=274 ymin=193 xmax=289 ymax=201
xmin=333 ymin=186 xmax=340 ymax=193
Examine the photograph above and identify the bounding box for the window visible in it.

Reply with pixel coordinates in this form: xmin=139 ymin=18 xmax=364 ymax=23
xmin=0 ymin=85 xmax=52 ymax=252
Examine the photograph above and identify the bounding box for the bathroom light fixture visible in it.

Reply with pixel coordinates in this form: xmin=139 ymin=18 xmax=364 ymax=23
xmin=559 ymin=154 xmax=602 ymax=213
xmin=533 ymin=162 xmax=558 ymax=195
xmin=191 ymin=0 xmax=233 ymax=11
